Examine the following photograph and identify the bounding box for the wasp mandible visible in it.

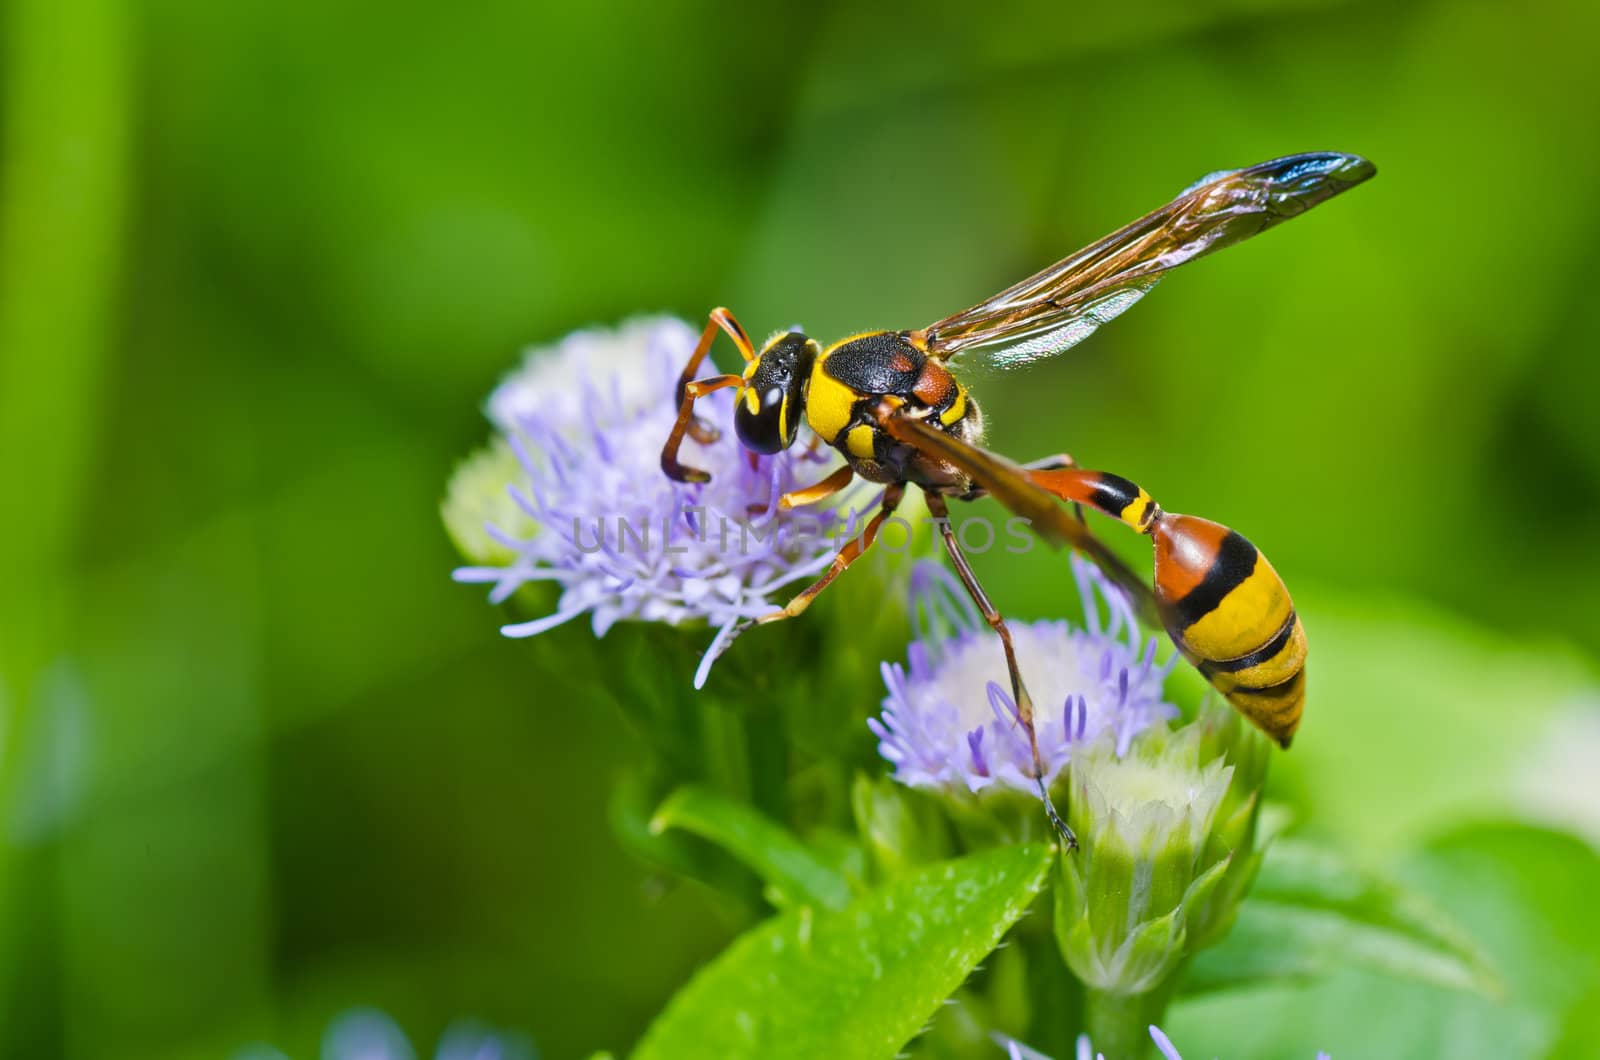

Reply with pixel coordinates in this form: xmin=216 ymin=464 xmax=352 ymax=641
xmin=660 ymin=152 xmax=1376 ymax=845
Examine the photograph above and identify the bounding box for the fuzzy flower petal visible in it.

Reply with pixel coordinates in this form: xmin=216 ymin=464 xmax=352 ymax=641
xmin=874 ymin=556 xmax=1178 ymax=794
xmin=1148 ymin=1025 xmax=1183 ymax=1060
xmin=448 ymin=317 xmax=862 ymax=682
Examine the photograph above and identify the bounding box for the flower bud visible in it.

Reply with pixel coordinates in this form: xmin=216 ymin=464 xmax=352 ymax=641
xmin=1055 ymin=722 xmax=1234 ymax=996
xmin=441 ymin=439 xmax=534 ymax=567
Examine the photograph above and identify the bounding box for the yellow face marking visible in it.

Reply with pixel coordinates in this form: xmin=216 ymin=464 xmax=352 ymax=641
xmin=1180 ymin=555 xmax=1294 ymax=661
xmin=743 ymin=385 xmax=759 ymax=415
xmin=845 ymin=424 xmax=876 ymax=459
xmin=778 ymin=391 xmax=791 ymax=445
xmin=806 ymin=356 xmax=857 ymax=444
xmin=938 ymin=386 xmax=968 ymax=427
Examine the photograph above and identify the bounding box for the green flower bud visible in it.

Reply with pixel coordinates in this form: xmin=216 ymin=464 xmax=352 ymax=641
xmin=440 ymin=439 xmax=533 ymax=566
xmin=1055 ymin=723 xmax=1233 ymax=995
xmin=1053 ymin=698 xmax=1277 ymax=1058
xmin=1187 ymin=695 xmax=1277 ymax=950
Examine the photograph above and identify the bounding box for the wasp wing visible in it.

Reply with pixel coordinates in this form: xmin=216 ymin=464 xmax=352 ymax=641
xmin=876 ymin=406 xmax=1158 ymax=624
xmin=921 ymin=152 xmax=1375 ymax=370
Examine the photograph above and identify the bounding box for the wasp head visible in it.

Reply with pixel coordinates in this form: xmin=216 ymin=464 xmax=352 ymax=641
xmin=734 ymin=330 xmax=816 ymax=454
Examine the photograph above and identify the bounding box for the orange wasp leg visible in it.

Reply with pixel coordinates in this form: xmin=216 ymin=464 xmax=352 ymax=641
xmin=925 ymin=492 xmax=1076 ymax=849
xmin=661 ymin=307 xmax=756 ymax=483
xmin=745 ymin=463 xmax=855 ymax=519
xmin=1025 ymin=466 xmax=1307 ymax=748
xmin=777 ymin=464 xmax=855 ymax=512
xmin=753 ymin=482 xmax=904 ymax=626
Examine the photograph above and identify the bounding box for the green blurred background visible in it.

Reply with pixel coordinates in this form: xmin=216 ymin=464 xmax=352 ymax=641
xmin=4 ymin=0 xmax=1599 ymax=1056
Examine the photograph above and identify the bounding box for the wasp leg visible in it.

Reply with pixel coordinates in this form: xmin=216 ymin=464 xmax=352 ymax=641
xmin=925 ymin=492 xmax=1077 ymax=850
xmin=703 ymin=483 xmax=901 ymax=677
xmin=752 ymin=482 xmax=904 ymax=625
xmin=661 ymin=374 xmax=744 ymax=483
xmin=661 ymin=308 xmax=756 ymax=482
xmin=777 ymin=465 xmax=854 ymax=511
xmin=1021 ymin=452 xmax=1078 ymax=472
xmin=745 ymin=463 xmax=854 ymax=518
xmin=1026 ymin=467 xmax=1307 ymax=748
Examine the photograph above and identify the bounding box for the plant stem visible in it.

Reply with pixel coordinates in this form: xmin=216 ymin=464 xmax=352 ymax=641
xmin=1084 ymin=983 xmax=1174 ymax=1060
xmin=1022 ymin=929 xmax=1084 ymax=1059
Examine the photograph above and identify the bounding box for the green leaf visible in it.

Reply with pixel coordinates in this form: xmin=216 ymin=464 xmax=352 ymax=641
xmin=651 ymin=785 xmax=854 ymax=911
xmin=1182 ymin=839 xmax=1501 ymax=997
xmin=630 ymin=843 xmax=1054 ymax=1060
xmin=1167 ymin=823 xmax=1600 ymax=1059
xmin=610 ymin=773 xmax=764 ymax=923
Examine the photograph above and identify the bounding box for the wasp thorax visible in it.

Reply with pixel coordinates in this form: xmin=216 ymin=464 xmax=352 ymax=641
xmin=734 ymin=330 xmax=816 ymax=454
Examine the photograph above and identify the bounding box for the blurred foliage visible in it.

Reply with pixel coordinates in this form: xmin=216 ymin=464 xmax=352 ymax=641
xmin=1170 ymin=824 xmax=1600 ymax=1058
xmin=3 ymin=0 xmax=1600 ymax=1058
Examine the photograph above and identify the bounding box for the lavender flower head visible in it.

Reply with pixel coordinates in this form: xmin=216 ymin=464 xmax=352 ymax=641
xmin=872 ymin=554 xmax=1178 ymax=794
xmin=448 ymin=317 xmax=860 ymax=686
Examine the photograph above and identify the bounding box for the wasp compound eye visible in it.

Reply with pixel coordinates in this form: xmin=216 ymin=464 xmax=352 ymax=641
xmin=734 ymin=384 xmax=789 ymax=453
xmin=734 ymin=332 xmax=813 ymax=454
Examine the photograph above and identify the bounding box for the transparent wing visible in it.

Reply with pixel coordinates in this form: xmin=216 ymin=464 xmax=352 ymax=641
xmin=875 ymin=406 xmax=1159 ymax=624
xmin=921 ymin=152 xmax=1375 ymax=370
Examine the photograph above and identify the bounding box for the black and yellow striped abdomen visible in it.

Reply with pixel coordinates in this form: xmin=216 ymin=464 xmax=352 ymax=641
xmin=1151 ymin=514 xmax=1306 ymax=747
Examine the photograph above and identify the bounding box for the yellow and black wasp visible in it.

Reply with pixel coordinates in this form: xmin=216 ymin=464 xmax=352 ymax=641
xmin=660 ymin=152 xmax=1375 ymax=843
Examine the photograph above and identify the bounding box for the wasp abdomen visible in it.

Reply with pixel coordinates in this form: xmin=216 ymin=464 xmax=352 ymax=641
xmin=1150 ymin=513 xmax=1306 ymax=747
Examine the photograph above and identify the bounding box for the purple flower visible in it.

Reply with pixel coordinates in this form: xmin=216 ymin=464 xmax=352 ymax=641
xmin=872 ymin=555 xmax=1178 ymax=794
xmin=448 ymin=317 xmax=863 ymax=686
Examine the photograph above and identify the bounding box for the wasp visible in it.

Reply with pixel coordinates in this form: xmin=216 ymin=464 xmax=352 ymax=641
xmin=660 ymin=152 xmax=1375 ymax=844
